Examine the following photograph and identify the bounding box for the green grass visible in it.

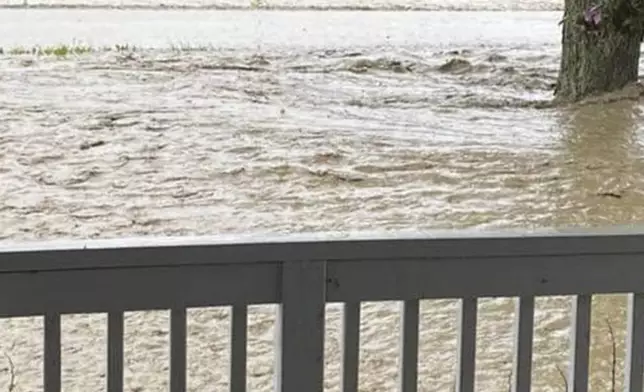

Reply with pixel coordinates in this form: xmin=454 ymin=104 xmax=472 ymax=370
xmin=43 ymin=44 xmax=92 ymax=56
xmin=0 ymin=42 xmax=226 ymax=58
xmin=168 ymin=42 xmax=216 ymax=52
xmin=0 ymin=43 xmax=138 ymax=57
xmin=250 ymin=0 xmax=265 ymax=8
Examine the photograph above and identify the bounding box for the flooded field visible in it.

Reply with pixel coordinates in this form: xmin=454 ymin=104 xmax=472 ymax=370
xmin=0 ymin=0 xmax=563 ymax=10
xmin=0 ymin=8 xmax=643 ymax=392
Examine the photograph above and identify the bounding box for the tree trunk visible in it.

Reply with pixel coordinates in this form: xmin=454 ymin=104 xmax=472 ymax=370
xmin=556 ymin=0 xmax=644 ymax=102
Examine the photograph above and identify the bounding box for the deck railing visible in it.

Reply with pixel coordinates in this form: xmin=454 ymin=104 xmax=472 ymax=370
xmin=2 ymin=228 xmax=644 ymax=392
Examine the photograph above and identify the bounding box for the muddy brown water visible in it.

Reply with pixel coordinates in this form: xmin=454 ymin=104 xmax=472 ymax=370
xmin=0 ymin=8 xmax=643 ymax=392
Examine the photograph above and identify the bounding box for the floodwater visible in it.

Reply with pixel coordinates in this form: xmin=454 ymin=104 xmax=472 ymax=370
xmin=0 ymin=6 xmax=643 ymax=392
xmin=0 ymin=0 xmax=563 ymax=10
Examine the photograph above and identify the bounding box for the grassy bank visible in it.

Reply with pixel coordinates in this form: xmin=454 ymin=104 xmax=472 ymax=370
xmin=0 ymin=43 xmax=133 ymax=56
xmin=0 ymin=43 xmax=221 ymax=57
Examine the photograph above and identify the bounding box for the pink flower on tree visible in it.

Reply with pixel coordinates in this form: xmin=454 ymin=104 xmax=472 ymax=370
xmin=584 ymin=5 xmax=602 ymax=27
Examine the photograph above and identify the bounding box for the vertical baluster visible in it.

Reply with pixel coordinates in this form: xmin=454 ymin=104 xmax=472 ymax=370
xmin=341 ymin=302 xmax=360 ymax=392
xmin=107 ymin=312 xmax=124 ymax=392
xmin=274 ymin=261 xmax=326 ymax=392
xmin=455 ymin=297 xmax=477 ymax=392
xmin=230 ymin=305 xmax=248 ymax=392
xmin=44 ymin=312 xmax=61 ymax=392
xmin=399 ymin=300 xmax=419 ymax=392
xmin=625 ymin=293 xmax=644 ymax=392
xmin=511 ymin=296 xmax=534 ymax=392
xmin=568 ymin=295 xmax=592 ymax=392
xmin=170 ymin=308 xmax=187 ymax=392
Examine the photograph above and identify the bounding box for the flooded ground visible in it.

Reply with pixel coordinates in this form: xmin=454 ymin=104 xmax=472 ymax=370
xmin=0 ymin=0 xmax=563 ymax=10
xmin=0 ymin=8 xmax=643 ymax=392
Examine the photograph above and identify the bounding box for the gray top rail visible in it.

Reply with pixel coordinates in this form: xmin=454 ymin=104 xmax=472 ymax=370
xmin=1 ymin=226 xmax=644 ymax=272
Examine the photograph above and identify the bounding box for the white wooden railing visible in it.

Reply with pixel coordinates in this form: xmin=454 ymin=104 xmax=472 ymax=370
xmin=2 ymin=228 xmax=644 ymax=392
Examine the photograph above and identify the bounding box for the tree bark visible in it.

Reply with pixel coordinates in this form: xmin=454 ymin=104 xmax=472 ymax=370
xmin=556 ymin=0 xmax=644 ymax=102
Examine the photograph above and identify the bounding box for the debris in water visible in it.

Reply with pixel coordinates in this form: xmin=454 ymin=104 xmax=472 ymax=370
xmin=597 ymin=191 xmax=622 ymax=199
xmin=80 ymin=140 xmax=106 ymax=150
xmin=445 ymin=49 xmax=472 ymax=56
xmin=309 ymin=169 xmax=364 ymax=183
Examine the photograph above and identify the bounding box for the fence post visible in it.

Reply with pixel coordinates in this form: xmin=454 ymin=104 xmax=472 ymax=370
xmin=274 ymin=260 xmax=326 ymax=392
